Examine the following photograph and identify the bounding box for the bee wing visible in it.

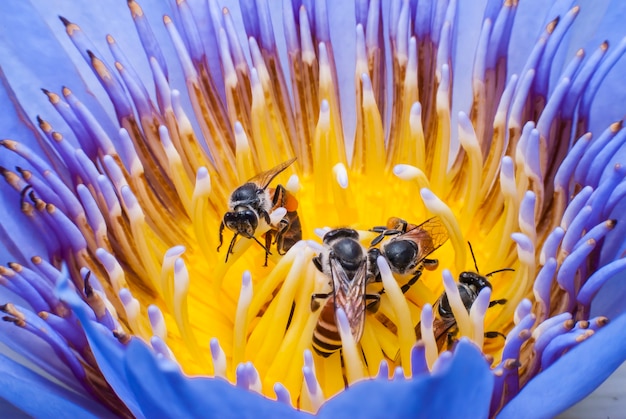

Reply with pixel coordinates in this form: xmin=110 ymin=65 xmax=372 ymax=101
xmin=248 ymin=157 xmax=297 ymax=189
xmin=402 ymin=217 xmax=449 ymax=263
xmin=330 ymin=257 xmax=368 ymax=342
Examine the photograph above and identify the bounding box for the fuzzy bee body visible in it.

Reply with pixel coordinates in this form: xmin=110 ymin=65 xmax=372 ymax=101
xmin=218 ymin=158 xmax=302 ymax=264
xmin=311 ymin=228 xmax=379 ymax=357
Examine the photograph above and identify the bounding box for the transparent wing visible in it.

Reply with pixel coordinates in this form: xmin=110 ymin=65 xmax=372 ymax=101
xmin=402 ymin=217 xmax=449 ymax=263
xmin=330 ymin=256 xmax=367 ymax=343
xmin=247 ymin=157 xmax=297 ymax=189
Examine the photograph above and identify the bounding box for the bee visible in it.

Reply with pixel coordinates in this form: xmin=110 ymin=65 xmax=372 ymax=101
xmin=422 ymin=242 xmax=510 ymax=350
xmin=218 ymin=158 xmax=301 ymax=265
xmin=310 ymin=228 xmax=380 ymax=357
xmin=368 ymin=217 xmax=449 ymax=294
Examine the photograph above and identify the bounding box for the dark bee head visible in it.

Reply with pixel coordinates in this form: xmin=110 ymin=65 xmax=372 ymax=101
xmin=224 ymin=207 xmax=258 ymax=237
xmin=229 ymin=183 xmax=263 ymax=208
xmin=459 ymin=271 xmax=492 ymax=294
xmin=438 ymin=283 xmax=478 ymax=318
xmin=382 ymin=239 xmax=418 ymax=274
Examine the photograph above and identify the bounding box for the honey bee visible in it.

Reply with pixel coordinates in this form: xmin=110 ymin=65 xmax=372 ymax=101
xmin=368 ymin=217 xmax=449 ymax=294
xmin=218 ymin=158 xmax=301 ymax=265
xmin=310 ymin=228 xmax=380 ymax=357
xmin=422 ymin=242 xmax=510 ymax=350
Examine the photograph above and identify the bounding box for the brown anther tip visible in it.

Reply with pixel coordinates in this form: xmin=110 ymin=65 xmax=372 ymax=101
xmin=493 ymin=369 xmax=504 ymax=377
xmin=571 ymin=5 xmax=580 ymax=14
xmin=113 ymin=330 xmax=131 ymax=344
xmin=0 ymin=266 xmax=10 ymax=275
xmin=607 ymin=219 xmax=617 ymax=228
xmin=46 ymin=203 xmax=56 ymax=213
xmin=31 ymin=256 xmax=42 ymax=264
xmin=586 ymin=238 xmax=596 ymax=246
xmin=577 ymin=320 xmax=589 ymax=329
xmin=547 ymin=17 xmax=559 ymax=33
xmin=58 ymin=16 xmax=71 ymax=26
xmin=519 ymin=329 xmax=531 ymax=340
xmin=576 ymin=330 xmax=594 ymax=342
xmin=576 ymin=49 xmax=584 ymax=57
xmin=0 ymin=139 xmax=16 ymax=150
xmin=115 ymin=62 xmax=124 ymax=71
xmin=2 ymin=316 xmax=26 ymax=327
xmin=38 ymin=311 xmax=49 ymax=320
xmin=106 ymin=34 xmax=115 ymax=44
xmin=601 ymin=41 xmax=609 ymax=50
xmin=7 ymin=262 xmax=21 ymax=272
xmin=176 ymin=0 xmax=185 ymax=5
xmin=62 ymin=86 xmax=72 ymax=96
xmin=611 ymin=120 xmax=623 ymax=131
xmin=615 ymin=163 xmax=622 ymax=171
xmin=564 ymin=319 xmax=575 ymax=330
xmin=222 ymin=7 xmax=229 ymax=15
xmin=128 ymin=0 xmax=143 ymax=18
xmin=163 ymin=15 xmax=172 ymax=24
xmin=504 ymin=359 xmax=521 ymax=369
xmin=83 ymin=271 xmax=93 ymax=295
xmin=52 ymin=132 xmax=63 ymax=141
xmin=41 ymin=88 xmax=51 ymax=95
xmin=596 ymin=316 xmax=610 ymax=327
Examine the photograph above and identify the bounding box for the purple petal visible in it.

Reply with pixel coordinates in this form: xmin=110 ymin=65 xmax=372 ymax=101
xmin=317 ymin=339 xmax=493 ymax=418
xmin=498 ymin=312 xmax=626 ymax=418
xmin=124 ymin=338 xmax=307 ymax=418
xmin=0 ymin=352 xmax=113 ymax=417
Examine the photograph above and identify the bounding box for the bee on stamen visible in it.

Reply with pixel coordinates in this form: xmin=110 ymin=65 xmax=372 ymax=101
xmin=310 ymin=228 xmax=380 ymax=357
xmin=218 ymin=158 xmax=301 ymax=265
xmin=368 ymin=216 xmax=449 ymax=294
xmin=422 ymin=242 xmax=511 ymax=350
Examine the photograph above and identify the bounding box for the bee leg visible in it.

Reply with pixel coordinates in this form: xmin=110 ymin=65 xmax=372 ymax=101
xmin=422 ymin=258 xmax=439 ymax=271
xmin=310 ymin=292 xmax=331 ymax=312
xmin=489 ymin=298 xmax=507 ymax=307
xmin=249 ymin=235 xmax=272 ymax=266
xmin=365 ymin=293 xmax=380 ymax=313
xmin=217 ymin=221 xmax=225 ymax=251
xmin=485 ymin=331 xmax=507 ymax=340
xmin=370 ymin=228 xmax=402 ymax=246
xmin=367 ymin=248 xmax=382 ymax=281
xmin=400 ymin=266 xmax=425 ymax=294
xmin=274 ymin=219 xmax=290 ymax=255
xmin=224 ymin=233 xmax=238 ymax=263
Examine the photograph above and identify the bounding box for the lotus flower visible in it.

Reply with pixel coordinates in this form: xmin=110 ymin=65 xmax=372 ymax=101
xmin=1 ymin=0 xmax=625 ymax=417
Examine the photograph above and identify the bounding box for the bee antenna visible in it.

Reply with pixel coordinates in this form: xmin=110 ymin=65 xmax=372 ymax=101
xmin=467 ymin=241 xmax=479 ymax=273
xmin=485 ymin=268 xmax=515 ymax=277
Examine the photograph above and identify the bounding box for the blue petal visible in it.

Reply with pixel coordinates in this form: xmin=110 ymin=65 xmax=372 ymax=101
xmin=498 ymin=312 xmax=626 ymax=419
xmin=124 ymin=338 xmax=310 ymax=418
xmin=0 ymin=352 xmax=115 ymax=418
xmin=318 ymin=339 xmax=494 ymax=418
xmin=56 ymin=273 xmax=144 ymax=418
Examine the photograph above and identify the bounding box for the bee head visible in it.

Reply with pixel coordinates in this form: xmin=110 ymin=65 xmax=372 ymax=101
xmin=459 ymin=271 xmax=491 ymax=293
xmin=438 ymin=283 xmax=477 ymax=318
xmin=383 ymin=240 xmax=418 ymax=274
xmin=224 ymin=208 xmax=259 ymax=237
